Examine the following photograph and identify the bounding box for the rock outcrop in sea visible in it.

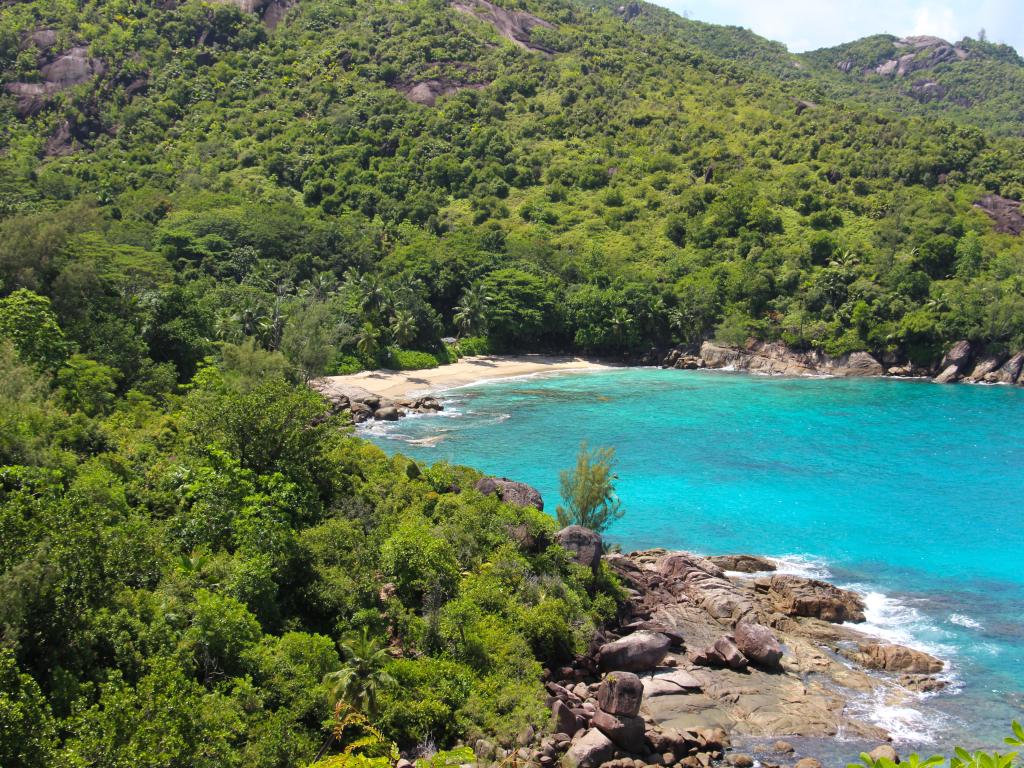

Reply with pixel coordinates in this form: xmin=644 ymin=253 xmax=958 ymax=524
xmin=497 ymin=529 xmax=945 ymax=768
xmin=659 ymin=339 xmax=1024 ymax=386
xmin=310 ymin=382 xmax=444 ymax=423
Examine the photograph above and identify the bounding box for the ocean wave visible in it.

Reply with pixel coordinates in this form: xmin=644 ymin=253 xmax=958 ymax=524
xmin=850 ymin=687 xmax=953 ymax=744
xmin=769 ymin=553 xmax=833 ymax=580
xmin=949 ymin=613 xmax=983 ymax=630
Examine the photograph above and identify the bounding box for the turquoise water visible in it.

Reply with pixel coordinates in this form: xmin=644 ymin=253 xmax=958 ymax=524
xmin=364 ymin=368 xmax=1024 ymax=753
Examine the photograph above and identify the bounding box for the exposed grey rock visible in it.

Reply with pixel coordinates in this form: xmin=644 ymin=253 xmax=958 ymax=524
xmin=941 ymin=340 xmax=972 ymax=370
xmin=475 ymin=477 xmax=544 ymax=510
xmin=934 ymin=364 xmax=961 ymax=384
xmin=991 ymin=352 xmax=1024 ymax=384
xmin=598 ymin=631 xmax=671 ymax=672
xmin=966 ymin=355 xmax=1005 ymax=382
xmin=552 ymin=700 xmax=586 ymax=737
xmin=734 ymin=622 xmax=784 ymax=670
xmin=707 ymin=554 xmax=776 ymax=573
xmin=767 ymin=574 xmax=866 ymax=623
xmin=596 ymin=671 xmax=644 ymax=717
xmin=374 ymin=406 xmax=401 ymax=421
xmin=561 ymin=728 xmax=615 ymax=768
xmin=844 ymin=642 xmax=943 ymax=674
xmin=591 ymin=709 xmax=646 ymax=753
xmin=691 ymin=636 xmax=748 ymax=671
xmin=868 ymin=745 xmax=899 ymax=763
xmin=556 ymin=525 xmax=602 ymax=572
xmin=641 ymin=669 xmax=702 ymax=697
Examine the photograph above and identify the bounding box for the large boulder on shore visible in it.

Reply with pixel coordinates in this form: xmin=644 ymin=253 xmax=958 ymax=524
xmin=474 ymin=477 xmax=544 ymax=510
xmin=596 ymin=671 xmax=643 ymax=717
xmin=591 ymin=709 xmax=645 ymax=752
xmin=734 ymin=622 xmax=784 ymax=670
xmin=690 ymin=635 xmax=748 ymax=671
xmin=598 ymin=630 xmax=671 ymax=672
xmin=708 ymin=554 xmax=776 ymax=573
xmin=851 ymin=642 xmax=944 ymax=674
xmin=767 ymin=574 xmax=866 ymax=623
xmin=561 ymin=728 xmax=615 ymax=768
xmin=991 ymin=352 xmax=1024 ymax=384
xmin=941 ymin=340 xmax=973 ymax=370
xmin=555 ymin=526 xmax=602 ymax=572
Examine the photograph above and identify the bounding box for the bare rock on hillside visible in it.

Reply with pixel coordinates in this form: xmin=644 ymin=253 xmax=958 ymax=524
xmin=398 ymin=78 xmax=487 ymax=106
xmin=475 ymin=477 xmax=544 ymax=510
xmin=975 ymin=194 xmax=1024 ymax=235
xmin=451 ymin=0 xmax=555 ymax=54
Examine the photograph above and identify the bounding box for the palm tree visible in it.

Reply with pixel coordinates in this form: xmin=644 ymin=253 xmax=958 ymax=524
xmin=323 ymin=628 xmax=396 ymax=717
xmin=355 ymin=322 xmax=380 ymax=362
xmin=300 ymin=271 xmax=339 ymax=301
xmin=233 ymin=303 xmax=270 ymax=338
xmin=389 ymin=309 xmax=417 ymax=348
xmin=453 ymin=283 xmax=490 ymax=338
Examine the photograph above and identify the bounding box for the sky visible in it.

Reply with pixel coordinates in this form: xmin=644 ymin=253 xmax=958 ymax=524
xmin=655 ymin=0 xmax=1024 ymax=54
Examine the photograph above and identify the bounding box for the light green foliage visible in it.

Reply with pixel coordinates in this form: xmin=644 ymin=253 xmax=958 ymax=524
xmin=56 ymin=354 xmax=120 ymax=416
xmin=556 ymin=442 xmax=624 ymax=533
xmin=0 ymin=289 xmax=69 ymax=371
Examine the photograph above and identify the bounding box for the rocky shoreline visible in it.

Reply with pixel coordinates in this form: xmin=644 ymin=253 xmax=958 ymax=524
xmin=466 ymin=519 xmax=948 ymax=768
xmin=659 ymin=340 xmax=1024 ymax=386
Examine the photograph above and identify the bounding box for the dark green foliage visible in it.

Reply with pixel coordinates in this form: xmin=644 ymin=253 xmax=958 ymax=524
xmin=0 ymin=350 xmax=616 ymax=762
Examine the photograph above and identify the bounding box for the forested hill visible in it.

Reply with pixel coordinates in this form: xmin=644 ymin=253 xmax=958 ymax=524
xmin=0 ymin=0 xmax=1023 ymax=386
xmin=0 ymin=1 xmax=1023 ymax=765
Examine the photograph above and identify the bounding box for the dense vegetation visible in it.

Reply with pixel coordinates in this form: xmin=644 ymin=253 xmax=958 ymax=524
xmin=0 ymin=339 xmax=620 ymax=765
xmin=0 ymin=0 xmax=1022 ymax=386
xmin=1 ymin=0 xmax=1023 ymax=763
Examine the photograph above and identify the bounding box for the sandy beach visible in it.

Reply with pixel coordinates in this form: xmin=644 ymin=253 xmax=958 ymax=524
xmin=314 ymin=355 xmax=614 ymax=400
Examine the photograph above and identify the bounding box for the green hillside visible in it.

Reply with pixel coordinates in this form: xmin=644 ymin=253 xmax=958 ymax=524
xmin=1 ymin=0 xmax=1024 ymax=764
xmin=0 ymin=0 xmax=1022 ymax=385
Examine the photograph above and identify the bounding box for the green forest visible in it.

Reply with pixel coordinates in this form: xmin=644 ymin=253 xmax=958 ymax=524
xmin=1 ymin=0 xmax=1023 ymax=764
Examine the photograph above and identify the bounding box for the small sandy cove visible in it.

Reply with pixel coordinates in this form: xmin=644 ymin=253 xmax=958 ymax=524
xmin=315 ymin=355 xmax=613 ymax=400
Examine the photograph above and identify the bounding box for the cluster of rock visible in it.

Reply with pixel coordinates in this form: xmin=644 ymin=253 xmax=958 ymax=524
xmin=835 ymin=36 xmax=969 ymax=80
xmin=520 ymin=537 xmax=945 ymax=768
xmin=931 ymin=340 xmax=1024 ymax=385
xmin=659 ymin=339 xmax=1024 ymax=386
xmin=4 ymin=33 xmax=105 ymax=118
xmin=312 ymin=383 xmax=442 ymax=423
xmin=661 ymin=341 xmax=884 ymax=378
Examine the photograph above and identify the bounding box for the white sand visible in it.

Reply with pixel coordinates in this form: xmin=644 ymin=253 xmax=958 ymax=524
xmin=314 ymin=355 xmax=614 ymax=399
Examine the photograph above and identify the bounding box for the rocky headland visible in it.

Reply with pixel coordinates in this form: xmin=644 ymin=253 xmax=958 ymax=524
xmin=475 ymin=519 xmax=948 ymax=768
xmin=660 ymin=339 xmax=1024 ymax=387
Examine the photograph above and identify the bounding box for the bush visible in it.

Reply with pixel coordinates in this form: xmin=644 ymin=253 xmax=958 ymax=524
xmin=453 ymin=337 xmax=491 ymax=357
xmin=332 ymin=354 xmax=365 ymax=375
xmin=385 ymin=349 xmax=447 ymax=371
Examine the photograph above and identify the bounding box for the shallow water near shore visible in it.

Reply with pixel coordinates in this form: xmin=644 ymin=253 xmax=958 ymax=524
xmin=363 ymin=368 xmax=1024 ymax=757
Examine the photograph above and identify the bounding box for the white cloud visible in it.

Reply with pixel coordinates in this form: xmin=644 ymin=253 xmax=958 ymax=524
xmin=657 ymin=0 xmax=1024 ymax=53
xmin=911 ymin=5 xmax=961 ymax=40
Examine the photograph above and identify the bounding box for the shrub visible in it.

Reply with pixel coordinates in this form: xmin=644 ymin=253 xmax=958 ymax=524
xmin=385 ymin=349 xmax=446 ymax=371
xmin=453 ymin=337 xmax=491 ymax=357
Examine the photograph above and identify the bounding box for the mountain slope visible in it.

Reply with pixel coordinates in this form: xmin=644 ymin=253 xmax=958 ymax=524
xmin=0 ymin=0 xmax=1021 ymax=387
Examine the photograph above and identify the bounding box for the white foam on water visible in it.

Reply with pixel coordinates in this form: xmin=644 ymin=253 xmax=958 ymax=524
xmin=769 ymin=553 xmax=833 ymax=580
xmin=845 ymin=589 xmax=957 ymax=663
xmin=851 ymin=687 xmax=953 ymax=744
xmin=949 ymin=613 xmax=983 ymax=630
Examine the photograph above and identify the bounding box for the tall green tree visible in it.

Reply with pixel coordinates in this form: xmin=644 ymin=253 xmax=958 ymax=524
xmin=324 ymin=629 xmax=396 ymax=717
xmin=0 ymin=290 xmax=69 ymax=371
xmin=555 ymin=442 xmax=624 ymax=533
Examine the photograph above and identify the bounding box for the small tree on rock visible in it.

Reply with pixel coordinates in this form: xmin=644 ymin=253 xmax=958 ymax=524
xmin=556 ymin=441 xmax=624 ymax=533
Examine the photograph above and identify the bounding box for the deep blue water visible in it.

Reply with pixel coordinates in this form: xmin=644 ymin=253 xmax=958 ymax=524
xmin=363 ymin=368 xmax=1024 ymax=753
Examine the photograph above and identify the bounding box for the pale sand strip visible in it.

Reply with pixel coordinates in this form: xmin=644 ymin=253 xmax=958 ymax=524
xmin=315 ymin=355 xmax=614 ymax=399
